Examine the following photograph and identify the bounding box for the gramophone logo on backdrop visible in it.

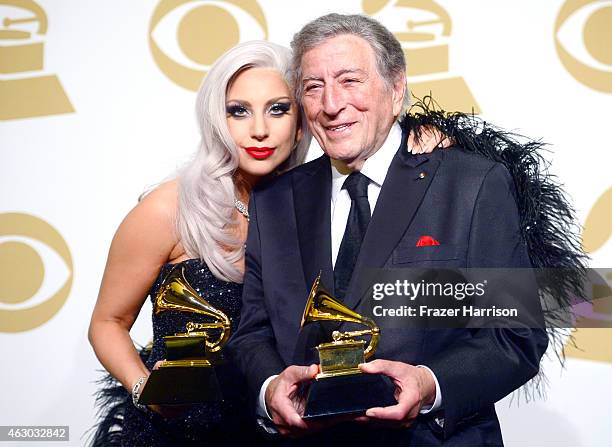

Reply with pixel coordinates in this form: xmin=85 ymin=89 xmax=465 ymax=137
xmin=564 ymin=187 xmax=612 ymax=364
xmin=0 ymin=0 xmax=74 ymax=120
xmin=363 ymin=0 xmax=480 ymax=113
xmin=555 ymin=0 xmax=612 ymax=93
xmin=149 ymin=0 xmax=267 ymax=91
xmin=0 ymin=213 xmax=73 ymax=332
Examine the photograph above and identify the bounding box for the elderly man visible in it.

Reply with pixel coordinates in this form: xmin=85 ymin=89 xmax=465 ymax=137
xmin=230 ymin=13 xmax=548 ymax=446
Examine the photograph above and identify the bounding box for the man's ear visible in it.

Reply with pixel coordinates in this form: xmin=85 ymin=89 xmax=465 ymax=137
xmin=391 ymin=73 xmax=407 ymax=117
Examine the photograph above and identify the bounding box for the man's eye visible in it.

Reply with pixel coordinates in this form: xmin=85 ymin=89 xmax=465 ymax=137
xmin=304 ymin=84 xmax=321 ymax=93
xmin=226 ymin=105 xmax=248 ymax=117
xmin=343 ymin=78 xmax=358 ymax=84
xmin=270 ymin=103 xmax=291 ymax=115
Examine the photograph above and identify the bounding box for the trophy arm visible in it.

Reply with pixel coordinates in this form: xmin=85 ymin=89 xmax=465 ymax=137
xmin=205 ymin=317 xmax=231 ymax=353
xmin=185 ymin=319 xmax=231 ymax=353
xmin=363 ymin=325 xmax=380 ymax=360
xmin=360 ymin=315 xmax=380 ymax=359
xmin=330 ymin=316 xmax=380 ymax=360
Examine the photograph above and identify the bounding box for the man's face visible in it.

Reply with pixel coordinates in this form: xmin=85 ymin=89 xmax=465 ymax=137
xmin=299 ymin=34 xmax=405 ymax=168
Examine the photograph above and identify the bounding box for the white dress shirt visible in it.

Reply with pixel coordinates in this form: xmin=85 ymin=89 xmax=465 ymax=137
xmin=258 ymin=123 xmax=441 ymax=424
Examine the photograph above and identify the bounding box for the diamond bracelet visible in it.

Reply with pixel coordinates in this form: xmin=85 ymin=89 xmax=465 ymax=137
xmin=131 ymin=376 xmax=148 ymax=411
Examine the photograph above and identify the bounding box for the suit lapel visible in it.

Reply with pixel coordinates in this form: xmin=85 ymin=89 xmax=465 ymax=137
xmin=292 ymin=155 xmax=334 ymax=364
xmin=343 ymin=127 xmax=444 ymax=310
xmin=293 ymin=154 xmax=335 ymax=294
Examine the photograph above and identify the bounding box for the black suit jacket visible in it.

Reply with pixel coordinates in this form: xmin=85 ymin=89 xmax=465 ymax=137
xmin=229 ymin=126 xmax=548 ymax=446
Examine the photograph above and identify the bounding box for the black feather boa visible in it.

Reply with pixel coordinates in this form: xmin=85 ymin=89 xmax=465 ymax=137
xmin=87 ymin=345 xmax=151 ymax=446
xmin=403 ymin=98 xmax=588 ymax=398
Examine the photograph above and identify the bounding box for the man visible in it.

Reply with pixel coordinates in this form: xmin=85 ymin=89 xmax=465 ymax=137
xmin=229 ymin=13 xmax=548 ymax=446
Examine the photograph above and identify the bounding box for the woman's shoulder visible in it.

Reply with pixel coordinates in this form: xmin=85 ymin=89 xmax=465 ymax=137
xmin=114 ymin=180 xmax=180 ymax=253
xmin=127 ymin=180 xmax=179 ymax=226
xmin=138 ymin=179 xmax=179 ymax=214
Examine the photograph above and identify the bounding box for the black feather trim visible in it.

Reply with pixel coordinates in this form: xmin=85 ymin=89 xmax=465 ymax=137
xmin=403 ymin=97 xmax=589 ymax=399
xmin=85 ymin=345 xmax=151 ymax=446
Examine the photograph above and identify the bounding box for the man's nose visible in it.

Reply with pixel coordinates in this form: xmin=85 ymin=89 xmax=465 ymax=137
xmin=322 ymin=84 xmax=345 ymax=117
xmin=251 ymin=113 xmax=269 ymax=141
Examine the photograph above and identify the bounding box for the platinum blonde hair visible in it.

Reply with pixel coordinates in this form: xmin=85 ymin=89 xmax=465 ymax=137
xmin=178 ymin=41 xmax=310 ymax=283
xmin=290 ymin=13 xmax=409 ymax=111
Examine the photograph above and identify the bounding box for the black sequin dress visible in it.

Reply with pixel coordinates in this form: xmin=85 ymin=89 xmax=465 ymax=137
xmin=91 ymin=259 xmax=258 ymax=447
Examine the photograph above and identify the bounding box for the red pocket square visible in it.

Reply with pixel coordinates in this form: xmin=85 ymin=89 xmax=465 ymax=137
xmin=416 ymin=235 xmax=440 ymax=247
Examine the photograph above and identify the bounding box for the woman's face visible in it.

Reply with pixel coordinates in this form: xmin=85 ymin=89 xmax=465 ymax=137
xmin=226 ymin=67 xmax=301 ymax=183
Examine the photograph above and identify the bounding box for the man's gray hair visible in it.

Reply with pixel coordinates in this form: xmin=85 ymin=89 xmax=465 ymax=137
xmin=290 ymin=13 xmax=408 ymax=108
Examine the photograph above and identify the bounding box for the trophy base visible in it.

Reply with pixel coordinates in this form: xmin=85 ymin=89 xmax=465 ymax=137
xmin=138 ymin=366 xmax=222 ymax=405
xmin=303 ymin=373 xmax=396 ymax=419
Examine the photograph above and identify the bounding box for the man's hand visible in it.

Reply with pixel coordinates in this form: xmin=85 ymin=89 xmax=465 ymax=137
xmin=408 ymin=125 xmax=453 ymax=154
xmin=356 ymin=360 xmax=436 ymax=428
xmin=265 ymin=364 xmax=319 ymax=437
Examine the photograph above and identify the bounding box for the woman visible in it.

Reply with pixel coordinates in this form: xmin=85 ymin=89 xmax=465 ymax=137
xmin=88 ymin=41 xmax=309 ymax=446
xmin=88 ymin=40 xmax=446 ymax=446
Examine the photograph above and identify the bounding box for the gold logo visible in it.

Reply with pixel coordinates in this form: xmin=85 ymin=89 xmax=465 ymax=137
xmin=567 ymin=188 xmax=612 ymax=363
xmin=564 ymin=328 xmax=612 ymax=363
xmin=582 ymin=187 xmax=612 ymax=254
xmin=0 ymin=213 xmax=73 ymax=332
xmin=149 ymin=0 xmax=268 ymax=91
xmin=0 ymin=0 xmax=74 ymax=120
xmin=555 ymin=0 xmax=612 ymax=93
xmin=564 ymin=270 xmax=612 ymax=364
xmin=363 ymin=0 xmax=480 ymax=113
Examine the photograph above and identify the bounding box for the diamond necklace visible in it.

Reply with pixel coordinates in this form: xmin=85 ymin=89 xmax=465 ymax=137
xmin=234 ymin=198 xmax=249 ymax=221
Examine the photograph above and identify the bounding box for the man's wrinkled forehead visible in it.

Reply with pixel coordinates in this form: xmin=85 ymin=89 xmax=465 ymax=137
xmin=299 ymin=34 xmax=378 ymax=81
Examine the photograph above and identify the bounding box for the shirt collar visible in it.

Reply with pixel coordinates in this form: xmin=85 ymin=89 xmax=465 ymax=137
xmin=359 ymin=122 xmax=402 ymax=187
xmin=331 ymin=122 xmax=402 ymax=186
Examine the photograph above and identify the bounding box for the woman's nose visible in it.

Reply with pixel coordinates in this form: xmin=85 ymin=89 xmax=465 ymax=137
xmin=251 ymin=113 xmax=269 ymax=140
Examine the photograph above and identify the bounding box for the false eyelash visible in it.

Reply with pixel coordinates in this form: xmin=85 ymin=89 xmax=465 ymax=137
xmin=226 ymin=104 xmax=248 ymax=116
xmin=270 ymin=102 xmax=291 ymax=114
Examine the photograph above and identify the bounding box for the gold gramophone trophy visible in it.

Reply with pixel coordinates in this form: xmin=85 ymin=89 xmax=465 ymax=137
xmin=138 ymin=264 xmax=230 ymax=405
xmin=300 ymin=274 xmax=396 ymax=418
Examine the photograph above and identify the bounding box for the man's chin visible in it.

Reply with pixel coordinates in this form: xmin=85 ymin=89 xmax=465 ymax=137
xmin=323 ymin=145 xmax=361 ymax=163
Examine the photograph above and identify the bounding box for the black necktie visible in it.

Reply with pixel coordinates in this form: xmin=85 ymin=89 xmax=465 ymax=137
xmin=334 ymin=172 xmax=371 ymax=301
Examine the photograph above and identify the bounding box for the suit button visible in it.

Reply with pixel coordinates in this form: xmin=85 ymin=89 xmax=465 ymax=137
xmin=419 ymin=172 xmax=426 ymax=179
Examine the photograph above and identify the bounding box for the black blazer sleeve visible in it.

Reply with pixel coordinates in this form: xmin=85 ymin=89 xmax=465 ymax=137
xmin=426 ymin=163 xmax=549 ymax=437
xmin=227 ymin=194 xmax=286 ymax=407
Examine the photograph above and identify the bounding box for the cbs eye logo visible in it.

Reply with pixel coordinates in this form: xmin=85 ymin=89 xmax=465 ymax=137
xmin=149 ymin=0 xmax=268 ymax=91
xmin=555 ymin=0 xmax=612 ymax=93
xmin=582 ymin=187 xmax=612 ymax=254
xmin=0 ymin=213 xmax=73 ymax=332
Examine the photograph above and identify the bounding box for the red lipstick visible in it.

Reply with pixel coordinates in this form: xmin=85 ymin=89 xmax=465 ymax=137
xmin=244 ymin=147 xmax=275 ymax=160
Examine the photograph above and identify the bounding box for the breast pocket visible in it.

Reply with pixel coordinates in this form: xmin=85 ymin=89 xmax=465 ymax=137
xmin=392 ymin=244 xmax=463 ymax=265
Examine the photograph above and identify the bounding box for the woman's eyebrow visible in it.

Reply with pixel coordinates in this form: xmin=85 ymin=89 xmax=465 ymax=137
xmin=226 ymin=99 xmax=251 ymax=106
xmin=265 ymin=96 xmax=292 ymax=106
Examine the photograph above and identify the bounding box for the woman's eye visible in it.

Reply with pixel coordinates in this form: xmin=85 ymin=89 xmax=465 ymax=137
xmin=226 ymin=105 xmax=249 ymax=117
xmin=269 ymin=103 xmax=291 ymax=115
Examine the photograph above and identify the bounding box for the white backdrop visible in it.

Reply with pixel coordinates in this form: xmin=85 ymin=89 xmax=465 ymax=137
xmin=1 ymin=1 xmax=610 ymax=445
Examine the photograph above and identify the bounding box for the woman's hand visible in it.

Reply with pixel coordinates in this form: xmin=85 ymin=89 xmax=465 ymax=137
xmin=408 ymin=125 xmax=453 ymax=154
